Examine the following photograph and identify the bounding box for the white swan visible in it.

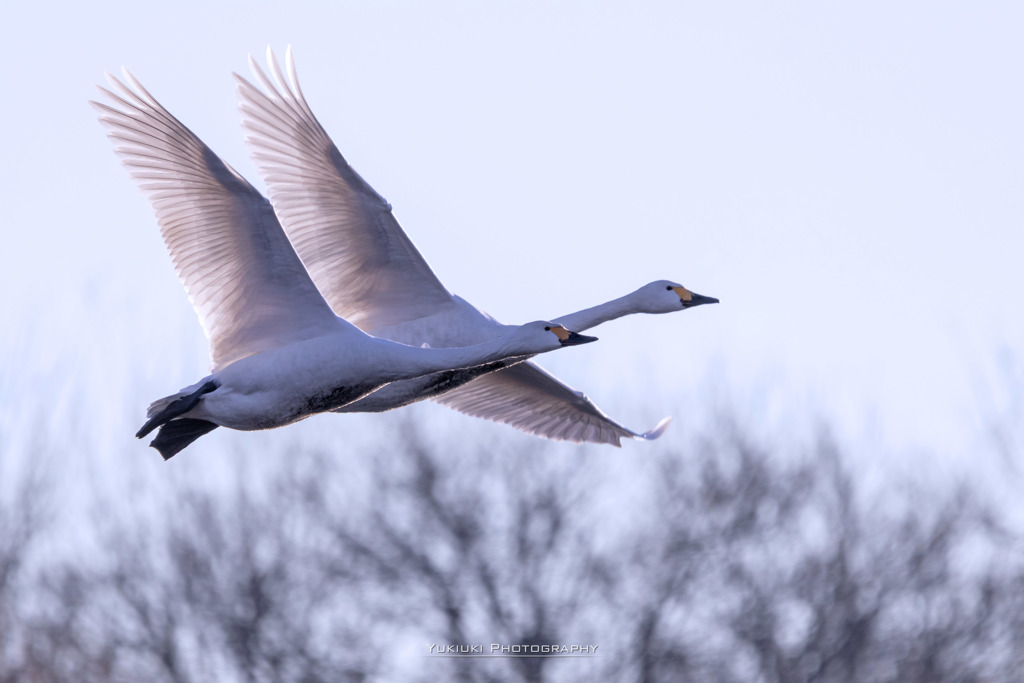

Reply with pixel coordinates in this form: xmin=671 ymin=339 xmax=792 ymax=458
xmin=235 ymin=48 xmax=718 ymax=446
xmin=92 ymin=71 xmax=596 ymax=459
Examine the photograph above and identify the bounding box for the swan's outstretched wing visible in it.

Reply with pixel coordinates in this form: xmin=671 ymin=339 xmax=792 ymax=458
xmin=434 ymin=361 xmax=672 ymax=446
xmin=236 ymin=49 xmax=671 ymax=445
xmin=236 ymin=48 xmax=454 ymax=332
xmin=93 ymin=71 xmax=341 ymax=372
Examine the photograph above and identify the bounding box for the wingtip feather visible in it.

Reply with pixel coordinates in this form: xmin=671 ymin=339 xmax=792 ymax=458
xmin=638 ymin=416 xmax=673 ymax=441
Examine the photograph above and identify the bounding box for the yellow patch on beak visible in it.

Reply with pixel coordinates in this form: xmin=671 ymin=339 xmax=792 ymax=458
xmin=548 ymin=325 xmax=571 ymax=341
xmin=671 ymin=286 xmax=693 ymax=302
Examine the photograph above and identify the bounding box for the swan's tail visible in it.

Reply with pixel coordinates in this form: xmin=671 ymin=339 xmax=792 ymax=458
xmin=143 ymin=377 xmax=213 ymax=419
xmin=145 ymin=394 xmax=178 ymax=420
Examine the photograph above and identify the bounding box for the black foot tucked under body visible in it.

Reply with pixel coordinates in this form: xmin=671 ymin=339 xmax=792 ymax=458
xmin=135 ymin=381 xmax=218 ymax=439
xmin=150 ymin=418 xmax=219 ymax=461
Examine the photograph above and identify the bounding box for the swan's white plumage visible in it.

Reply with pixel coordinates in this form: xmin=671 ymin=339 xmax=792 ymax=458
xmin=237 ymin=48 xmax=705 ymax=446
xmin=94 ymin=70 xmax=594 ymax=457
xmin=236 ymin=46 xmax=704 ymax=444
xmin=93 ymin=71 xmax=341 ymax=372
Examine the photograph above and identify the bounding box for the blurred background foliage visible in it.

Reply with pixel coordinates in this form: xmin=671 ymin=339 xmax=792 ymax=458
xmin=2 ymin=393 xmax=1022 ymax=682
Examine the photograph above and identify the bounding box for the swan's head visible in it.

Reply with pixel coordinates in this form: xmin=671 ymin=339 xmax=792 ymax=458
xmin=515 ymin=321 xmax=598 ymax=352
xmin=637 ymin=280 xmax=720 ymax=313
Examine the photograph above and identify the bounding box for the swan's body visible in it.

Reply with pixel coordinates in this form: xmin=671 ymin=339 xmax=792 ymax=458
xmin=330 ymin=282 xmax=705 ymax=417
xmin=236 ymin=48 xmax=718 ymax=445
xmin=93 ymin=71 xmax=593 ymax=459
xmin=144 ymin=320 xmax=587 ymax=434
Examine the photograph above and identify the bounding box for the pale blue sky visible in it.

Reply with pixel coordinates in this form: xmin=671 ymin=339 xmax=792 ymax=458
xmin=2 ymin=1 xmax=1022 ymax=466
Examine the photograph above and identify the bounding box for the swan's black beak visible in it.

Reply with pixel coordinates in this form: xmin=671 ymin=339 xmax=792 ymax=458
xmin=548 ymin=325 xmax=598 ymax=346
xmin=560 ymin=330 xmax=598 ymax=347
xmin=681 ymin=291 xmax=719 ymax=309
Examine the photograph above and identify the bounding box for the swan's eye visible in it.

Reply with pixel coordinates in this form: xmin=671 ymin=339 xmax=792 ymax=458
xmin=544 ymin=326 xmax=551 ymax=331
xmin=666 ymin=286 xmax=673 ymax=290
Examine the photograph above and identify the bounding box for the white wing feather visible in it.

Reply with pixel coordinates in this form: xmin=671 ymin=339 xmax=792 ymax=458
xmin=434 ymin=362 xmax=671 ymax=446
xmin=93 ymin=71 xmax=341 ymax=372
xmin=235 ymin=48 xmax=454 ymax=331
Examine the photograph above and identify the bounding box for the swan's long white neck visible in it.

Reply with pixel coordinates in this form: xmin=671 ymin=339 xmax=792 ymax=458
xmin=552 ymin=292 xmax=640 ymax=333
xmin=374 ymin=333 xmax=530 ymax=383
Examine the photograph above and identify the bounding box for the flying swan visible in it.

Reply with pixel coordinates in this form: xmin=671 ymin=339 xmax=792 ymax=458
xmin=92 ymin=71 xmax=596 ymax=459
xmin=235 ymin=48 xmax=719 ymax=446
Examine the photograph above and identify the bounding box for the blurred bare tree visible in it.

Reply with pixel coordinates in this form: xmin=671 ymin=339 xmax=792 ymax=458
xmin=611 ymin=423 xmax=1024 ymax=682
xmin=0 ymin=460 xmax=49 ymax=683
xmin=296 ymin=421 xmax=616 ymax=682
xmin=19 ymin=471 xmax=373 ymax=683
xmin=4 ymin=411 xmax=1024 ymax=682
